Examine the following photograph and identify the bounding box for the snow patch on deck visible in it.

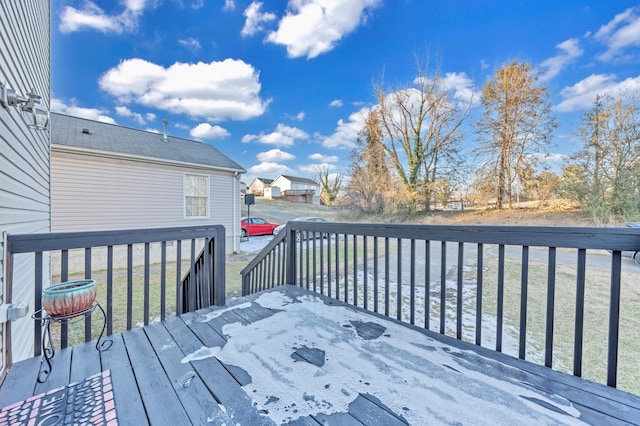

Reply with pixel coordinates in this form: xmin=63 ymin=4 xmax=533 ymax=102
xmin=209 ymin=290 xmax=585 ymax=425
xmin=197 ymin=302 xmax=252 ymax=322
xmin=181 ymin=345 xmax=221 ymax=363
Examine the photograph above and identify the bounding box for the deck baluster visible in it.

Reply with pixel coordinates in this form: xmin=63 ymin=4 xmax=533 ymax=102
xmin=475 ymin=243 xmax=483 ymax=345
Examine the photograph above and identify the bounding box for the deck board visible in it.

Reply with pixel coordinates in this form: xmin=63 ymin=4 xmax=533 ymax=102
xmin=2 ymin=284 xmax=640 ymax=425
xmin=100 ymin=333 xmax=148 ymax=426
xmin=143 ymin=321 xmax=228 ymax=425
xmin=162 ymin=316 xmax=274 ymax=425
xmin=0 ymin=356 xmax=39 ymax=406
xmin=33 ymin=347 xmax=72 ymax=395
xmin=69 ymin=340 xmax=102 ymax=384
xmin=122 ymin=327 xmax=190 ymax=424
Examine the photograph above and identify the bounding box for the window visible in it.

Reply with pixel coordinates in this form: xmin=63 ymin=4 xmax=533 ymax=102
xmin=184 ymin=174 xmax=209 ymax=218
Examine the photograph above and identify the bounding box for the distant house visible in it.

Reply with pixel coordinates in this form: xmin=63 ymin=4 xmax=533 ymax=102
xmin=263 ymin=186 xmax=281 ymax=199
xmin=271 ymin=175 xmax=321 ymax=204
xmin=247 ymin=177 xmax=274 ymax=195
xmin=50 ymin=113 xmax=246 ymax=253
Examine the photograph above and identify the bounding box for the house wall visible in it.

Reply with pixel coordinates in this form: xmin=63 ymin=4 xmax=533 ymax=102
xmin=271 ymin=177 xmax=291 ymax=192
xmin=271 ymin=177 xmax=321 ymax=204
xmin=0 ymin=1 xmax=51 ymax=364
xmin=263 ymin=187 xmax=280 ymax=199
xmin=51 ymin=150 xmax=239 ymax=254
xmin=248 ymin=179 xmax=269 ymax=195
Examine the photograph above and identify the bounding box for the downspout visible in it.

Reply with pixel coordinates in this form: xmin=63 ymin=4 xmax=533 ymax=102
xmin=233 ymin=172 xmax=239 ymax=254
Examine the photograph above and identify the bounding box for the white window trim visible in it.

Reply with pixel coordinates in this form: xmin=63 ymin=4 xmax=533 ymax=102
xmin=183 ymin=173 xmax=210 ymax=219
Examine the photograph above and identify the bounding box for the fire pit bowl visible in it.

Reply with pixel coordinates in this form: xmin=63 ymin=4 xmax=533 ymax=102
xmin=42 ymin=279 xmax=97 ymax=318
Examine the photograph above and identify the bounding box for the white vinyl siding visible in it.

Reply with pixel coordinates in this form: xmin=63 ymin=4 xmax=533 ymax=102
xmin=51 ymin=150 xmax=238 ymax=253
xmin=184 ymin=174 xmax=209 ymax=218
xmin=0 ymin=0 xmax=51 ymax=364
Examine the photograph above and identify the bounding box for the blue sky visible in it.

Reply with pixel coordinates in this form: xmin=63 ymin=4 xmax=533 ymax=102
xmin=51 ymin=0 xmax=640 ymax=183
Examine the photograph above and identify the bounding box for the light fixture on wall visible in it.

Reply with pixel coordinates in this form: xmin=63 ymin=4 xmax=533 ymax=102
xmin=0 ymin=80 xmax=49 ymax=130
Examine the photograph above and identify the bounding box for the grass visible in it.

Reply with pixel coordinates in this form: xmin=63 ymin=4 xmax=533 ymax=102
xmin=479 ymin=253 xmax=640 ymax=394
xmin=50 ymin=254 xmax=246 ymax=346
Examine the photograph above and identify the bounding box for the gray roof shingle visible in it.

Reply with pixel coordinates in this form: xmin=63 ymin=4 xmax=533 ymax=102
xmin=279 ymin=175 xmax=319 ymax=185
xmin=50 ymin=113 xmax=245 ymax=172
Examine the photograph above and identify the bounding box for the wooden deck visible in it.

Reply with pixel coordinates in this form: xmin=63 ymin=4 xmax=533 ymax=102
xmin=1 ymin=285 xmax=640 ymax=425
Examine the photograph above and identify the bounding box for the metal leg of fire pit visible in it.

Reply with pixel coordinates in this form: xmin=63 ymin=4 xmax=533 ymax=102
xmin=37 ymin=317 xmax=55 ymax=383
xmin=35 ymin=302 xmax=112 ymax=383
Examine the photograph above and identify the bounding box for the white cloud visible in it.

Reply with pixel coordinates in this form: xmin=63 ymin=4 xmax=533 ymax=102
xmin=257 ymin=149 xmax=295 ymax=162
xmin=242 ymin=123 xmax=309 ymax=147
xmin=329 ymin=99 xmax=343 ymax=108
xmin=413 ymin=72 xmax=476 ymax=107
xmin=145 ymin=127 xmax=160 ymax=134
xmin=99 ymin=58 xmax=269 ymax=122
xmin=295 ymin=111 xmax=305 ymax=121
xmin=191 ymin=0 xmax=204 ymax=9
xmin=178 ymin=37 xmax=201 ymax=51
xmin=146 ymin=112 xmax=156 ymax=121
xmin=480 ymin=59 xmax=490 ymax=70
xmin=223 ymin=0 xmax=235 ymax=11
xmin=299 ymin=163 xmax=335 ymax=174
xmin=266 ymin=0 xmax=382 ymax=59
xmin=241 ymin=1 xmax=276 ymax=37
xmin=59 ymin=0 xmax=150 ymax=34
xmin=539 ymin=38 xmax=583 ymax=81
xmin=247 ymin=162 xmax=294 ymax=176
xmin=594 ymin=7 xmax=640 ymax=61
xmin=51 ymin=98 xmax=116 ymax=124
xmin=115 ymin=105 xmax=149 ymax=124
xmin=440 ymin=72 xmax=477 ymax=105
xmin=309 ymin=153 xmax=338 ymax=162
xmin=556 ymin=73 xmax=640 ymax=112
xmin=321 ymin=107 xmax=370 ymax=149
xmin=190 ymin=123 xmax=231 ymax=139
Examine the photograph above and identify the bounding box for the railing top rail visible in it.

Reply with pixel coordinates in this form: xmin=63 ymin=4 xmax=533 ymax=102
xmin=287 ymin=222 xmax=640 ymax=251
xmin=7 ymin=225 xmax=225 ymax=253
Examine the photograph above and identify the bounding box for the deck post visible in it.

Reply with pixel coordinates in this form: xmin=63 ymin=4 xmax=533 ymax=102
xmin=285 ymin=225 xmax=296 ymax=285
xmin=214 ymin=227 xmax=226 ymax=306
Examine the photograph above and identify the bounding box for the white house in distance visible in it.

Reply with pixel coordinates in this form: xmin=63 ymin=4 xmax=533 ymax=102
xmin=271 ymin=175 xmax=321 ymax=204
xmin=247 ymin=177 xmax=273 ymax=195
xmin=0 ymin=1 xmax=50 ymax=368
xmin=50 ymin=113 xmax=246 ymax=254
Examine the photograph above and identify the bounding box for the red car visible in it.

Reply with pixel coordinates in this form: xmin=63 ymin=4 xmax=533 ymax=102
xmin=241 ymin=217 xmax=280 ymax=237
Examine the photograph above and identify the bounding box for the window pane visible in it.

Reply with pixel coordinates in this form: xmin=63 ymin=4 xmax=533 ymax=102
xmin=185 ymin=174 xmax=208 ymax=217
xmin=186 ymin=175 xmax=208 ymax=197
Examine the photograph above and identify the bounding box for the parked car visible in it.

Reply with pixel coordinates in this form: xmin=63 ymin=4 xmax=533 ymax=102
xmin=622 ymin=222 xmax=640 ymax=265
xmin=240 ymin=217 xmax=280 ymax=237
xmin=273 ymin=217 xmax=328 ymax=241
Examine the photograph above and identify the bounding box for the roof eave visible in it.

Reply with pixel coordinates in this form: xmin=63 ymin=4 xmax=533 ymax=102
xmin=52 ymin=144 xmax=246 ymax=174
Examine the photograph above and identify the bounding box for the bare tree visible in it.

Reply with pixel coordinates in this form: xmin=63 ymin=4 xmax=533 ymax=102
xmin=374 ymin=59 xmax=471 ymax=211
xmin=344 ymin=110 xmax=392 ymax=213
xmin=316 ymin=166 xmax=343 ymax=206
xmin=534 ymin=171 xmax=560 ymax=206
xmin=475 ymin=60 xmax=557 ymax=209
xmin=572 ymin=92 xmax=640 ymax=220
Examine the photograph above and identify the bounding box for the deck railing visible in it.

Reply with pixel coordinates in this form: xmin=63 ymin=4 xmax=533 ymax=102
xmin=6 ymin=225 xmax=226 ymax=359
xmin=241 ymin=221 xmax=640 ymax=390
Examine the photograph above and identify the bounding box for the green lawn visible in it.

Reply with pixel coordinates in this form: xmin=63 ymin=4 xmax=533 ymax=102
xmin=479 ymin=255 xmax=640 ymax=395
